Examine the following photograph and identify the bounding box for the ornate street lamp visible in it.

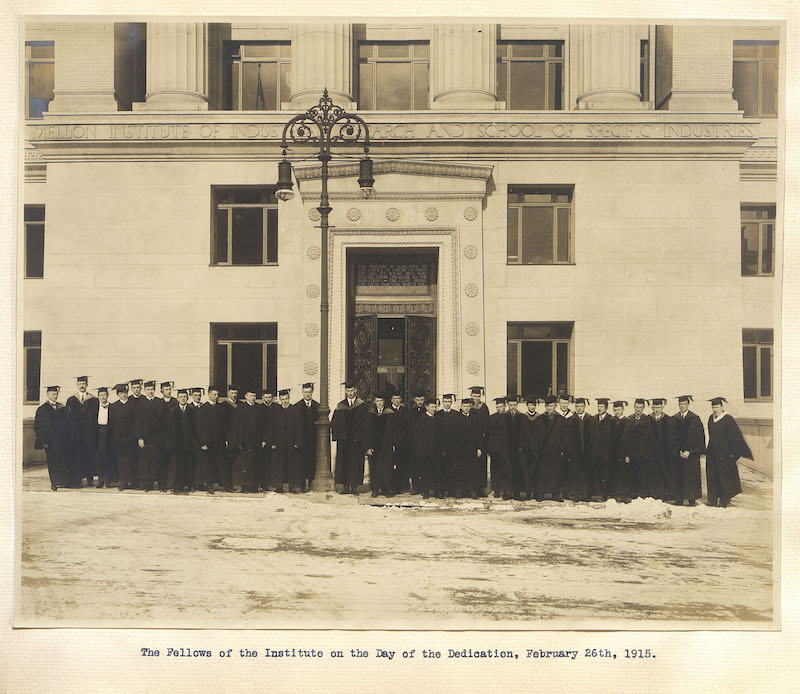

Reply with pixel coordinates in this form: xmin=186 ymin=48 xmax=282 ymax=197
xmin=276 ymin=88 xmax=373 ymax=492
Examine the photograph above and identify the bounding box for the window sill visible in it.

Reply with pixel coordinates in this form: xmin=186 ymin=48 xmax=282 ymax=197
xmin=506 ymin=262 xmax=576 ymax=267
xmin=741 ymin=274 xmax=775 ymax=278
xmin=24 ymin=276 xmax=45 ymax=280
xmin=743 ymin=399 xmax=774 ymax=404
xmin=210 ymin=263 xmax=279 ymax=268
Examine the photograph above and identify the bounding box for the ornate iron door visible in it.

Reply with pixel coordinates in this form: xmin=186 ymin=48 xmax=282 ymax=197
xmin=351 ymin=314 xmax=377 ymax=400
xmin=405 ymin=315 xmax=436 ymax=402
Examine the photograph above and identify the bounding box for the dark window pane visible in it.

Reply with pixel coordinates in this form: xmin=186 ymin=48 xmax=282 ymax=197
xmin=761 ymin=61 xmax=777 ymax=115
xmin=215 ymin=209 xmax=229 ymax=263
xmin=556 ymin=207 xmax=570 ymax=262
xmin=743 ymin=345 xmax=757 ymax=399
xmin=741 ymin=223 xmax=759 ymax=275
xmin=26 ymin=346 xmax=41 ymax=402
xmin=507 ymin=206 xmax=519 ymax=261
xmin=377 ymin=62 xmax=412 ymax=109
xmin=266 ymin=343 xmax=278 ymax=395
xmin=733 ymin=43 xmax=758 ymax=59
xmin=359 ymin=63 xmax=374 ymax=110
xmin=741 ymin=207 xmax=758 ymax=219
xmin=279 ymin=62 xmax=291 ymax=104
xmin=23 ymin=330 xmax=42 ymax=348
xmin=521 ymin=206 xmax=553 ymax=263
xmin=507 ymin=341 xmax=518 ymax=395
xmin=762 ymin=224 xmax=773 ymax=274
xmin=378 ymin=338 xmax=403 ymax=366
xmin=511 ymin=62 xmax=545 ymax=110
xmin=215 ymin=343 xmax=229 ymax=385
xmin=760 ymin=346 xmax=772 ymax=397
xmin=556 ymin=342 xmax=568 ymax=394
xmin=496 ymin=61 xmax=507 ymax=101
xmin=378 ymin=43 xmax=410 ymax=58
xmin=413 ymin=62 xmax=428 ymax=109
xmin=25 ymin=223 xmax=45 ymax=278
xmin=24 ymin=206 xmax=45 ymax=222
xmin=243 ymin=63 xmax=277 ymax=110
xmin=549 ymin=42 xmax=563 ymax=58
xmin=733 ymin=61 xmax=758 ymax=116
xmin=231 ymin=342 xmax=263 ymax=392
xmin=266 ymin=208 xmax=278 ymax=263
xmin=496 ymin=43 xmax=507 ymax=58
xmin=513 ymin=42 xmax=544 ymax=58
xmin=221 ymin=188 xmax=267 ymax=204
xmin=521 ymin=340 xmax=553 ymax=397
xmin=358 ymin=43 xmax=373 ymax=59
xmin=549 ymin=62 xmax=563 ymax=109
xmin=29 ymin=43 xmax=54 ymax=59
xmin=231 ymin=208 xmax=263 ymax=264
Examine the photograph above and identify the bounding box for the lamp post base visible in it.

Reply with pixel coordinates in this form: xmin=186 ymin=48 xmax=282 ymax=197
xmin=311 ymin=406 xmax=335 ymax=492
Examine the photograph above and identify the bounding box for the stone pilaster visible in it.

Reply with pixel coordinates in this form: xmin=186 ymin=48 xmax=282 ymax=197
xmin=289 ymin=24 xmax=355 ymax=109
xmin=144 ymin=22 xmax=208 ymax=110
xmin=662 ymin=26 xmax=739 ymax=112
xmin=49 ymin=23 xmax=118 ymax=113
xmin=432 ymin=24 xmax=498 ymax=109
xmin=576 ymin=24 xmax=647 ymax=110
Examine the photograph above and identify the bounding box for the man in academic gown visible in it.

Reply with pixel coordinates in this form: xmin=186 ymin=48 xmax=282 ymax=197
xmin=190 ymin=387 xmax=204 ymax=409
xmin=110 ymin=383 xmax=137 ymax=490
xmin=91 ymin=386 xmax=114 ymax=488
xmin=414 ymin=397 xmax=445 ymax=499
xmin=159 ymin=381 xmax=178 ymax=492
xmin=268 ymin=389 xmax=303 ymax=493
xmin=365 ymin=393 xmax=397 ymax=497
xmin=519 ymin=396 xmax=540 ymax=500
xmin=450 ymin=398 xmax=484 ymax=498
xmin=705 ymin=397 xmax=753 ymax=507
xmin=607 ymin=400 xmax=632 ymax=502
xmin=469 ymin=386 xmax=490 ymax=496
xmin=388 ymin=391 xmax=409 ymax=494
xmin=230 ymin=385 xmax=267 ymax=493
xmin=568 ymin=397 xmax=594 ymax=501
xmin=330 ymin=381 xmax=368 ymax=494
xmin=65 ymin=375 xmax=96 ymax=487
xmin=557 ymin=394 xmax=576 ymax=497
xmin=133 ymin=380 xmax=165 ymax=491
xmin=168 ymin=389 xmax=198 ymax=493
xmin=405 ymin=390 xmax=427 ymax=493
xmin=487 ymin=397 xmax=512 ymax=499
xmin=195 ymin=386 xmax=226 ymax=493
xmin=670 ymin=395 xmax=704 ymax=506
xmin=294 ymin=382 xmax=320 ymax=492
xmin=589 ymin=398 xmax=614 ymax=500
xmin=505 ymin=395 xmax=527 ymax=500
xmin=34 ymin=386 xmax=70 ymax=490
xmin=649 ymin=397 xmax=676 ymax=501
xmin=435 ymin=393 xmax=460 ymax=496
xmin=618 ymin=398 xmax=658 ymax=499
xmin=218 ymin=385 xmax=239 ymax=492
xmin=531 ymin=395 xmax=573 ymax=501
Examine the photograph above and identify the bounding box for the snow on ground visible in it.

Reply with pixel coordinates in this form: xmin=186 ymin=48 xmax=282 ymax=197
xmin=17 ymin=463 xmax=775 ymax=630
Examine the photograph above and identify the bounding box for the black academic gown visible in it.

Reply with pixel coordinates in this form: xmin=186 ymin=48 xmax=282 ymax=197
xmin=671 ymin=410 xmax=704 ymax=503
xmin=519 ymin=412 xmax=539 ymax=496
xmin=268 ymin=404 xmax=303 ymax=491
xmin=470 ymin=402 xmax=490 ymax=493
xmin=389 ymin=405 xmax=409 ymax=492
xmin=168 ymin=404 xmax=197 ymax=490
xmin=607 ymin=416 xmax=632 ymax=500
xmin=413 ymin=412 xmax=444 ymax=495
xmin=488 ymin=412 xmax=512 ymax=496
xmin=619 ymin=414 xmax=656 ymax=499
xmin=450 ymin=412 xmax=484 ymax=496
xmin=590 ymin=413 xmax=614 ymax=499
xmin=159 ymin=397 xmax=180 ymax=490
xmin=366 ymin=407 xmax=396 ymax=493
xmin=195 ymin=401 xmax=226 ymax=488
xmin=531 ymin=412 xmax=574 ymax=498
xmin=331 ymin=398 xmax=368 ymax=489
xmin=435 ymin=408 xmax=460 ymax=494
xmin=65 ymin=392 xmax=96 ymax=484
xmin=295 ymin=399 xmax=320 ymax=484
xmin=133 ymin=397 xmax=165 ymax=485
xmin=230 ymin=402 xmax=266 ymax=491
xmin=568 ymin=413 xmax=594 ymax=499
xmin=218 ymin=399 xmax=239 ymax=490
xmin=650 ymin=413 xmax=677 ymax=500
xmin=34 ymin=401 xmax=70 ymax=488
xmin=706 ymin=413 xmax=753 ymax=504
xmin=110 ymin=398 xmax=136 ymax=487
xmin=91 ymin=400 xmax=115 ymax=483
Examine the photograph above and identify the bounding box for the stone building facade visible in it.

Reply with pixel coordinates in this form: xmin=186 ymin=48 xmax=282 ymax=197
xmin=21 ymin=21 xmax=779 ymax=473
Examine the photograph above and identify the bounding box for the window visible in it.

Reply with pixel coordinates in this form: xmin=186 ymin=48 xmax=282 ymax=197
xmin=212 ymin=187 xmax=278 ymax=265
xmin=741 ymin=205 xmax=775 ymax=276
xmin=743 ymin=328 xmax=773 ymax=401
xmin=358 ymin=42 xmax=429 ymax=110
xmin=507 ymin=323 xmax=573 ymax=398
xmin=733 ymin=41 xmax=778 ymax=117
xmin=507 ymin=186 xmax=574 ymax=264
xmin=24 ymin=331 xmax=42 ymax=403
xmin=496 ymin=41 xmax=564 ymax=110
xmin=24 ymin=205 xmax=45 ymax=278
xmin=212 ymin=323 xmax=278 ymax=396
xmin=25 ymin=41 xmax=54 ymax=118
xmin=640 ymin=40 xmax=650 ymax=101
xmin=223 ymin=42 xmax=291 ymax=110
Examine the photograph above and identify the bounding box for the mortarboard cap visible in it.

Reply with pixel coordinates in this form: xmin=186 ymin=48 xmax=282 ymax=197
xmin=373 ymin=392 xmax=387 ymax=400
xmin=634 ymin=398 xmax=649 ymax=406
xmin=412 ymin=389 xmax=426 ymax=398
xmin=442 ymin=393 xmax=455 ymax=399
xmin=506 ymin=394 xmax=520 ymax=402
xmin=143 ymin=380 xmax=156 ymax=388
xmin=113 ymin=383 xmax=129 ymax=393
xmin=96 ymin=386 xmax=108 ymax=394
xmin=342 ymin=380 xmax=356 ymax=389
xmin=677 ymin=395 xmax=693 ymax=403
xmin=301 ymin=382 xmax=315 ymax=389
xmin=493 ymin=396 xmax=506 ymax=404
xmin=46 ymin=385 xmax=60 ymax=392
xmin=227 ymin=384 xmax=239 ymax=391
xmin=574 ymin=397 xmax=590 ymax=405
xmin=190 ymin=387 xmax=205 ymax=394
xmin=242 ymin=385 xmax=258 ymax=395
xmin=612 ymin=400 xmax=628 ymax=407
xmin=278 ymin=388 xmax=292 ymax=396
xmin=651 ymin=398 xmax=666 ymax=406
xmin=75 ymin=375 xmax=89 ymax=383
xmin=177 ymin=388 xmax=189 ymax=395
xmin=544 ymin=395 xmax=558 ymax=405
xmin=596 ymin=398 xmax=610 ymax=405
xmin=129 ymin=379 xmax=142 ymax=386
xmin=469 ymin=386 xmax=484 ymax=395
xmin=207 ymin=385 xmax=222 ymax=393
xmin=709 ymin=397 xmax=727 ymax=406
xmin=460 ymin=397 xmax=472 ymax=404
xmin=160 ymin=381 xmax=174 ymax=389
xmin=525 ymin=395 xmax=540 ymax=404
xmin=558 ymin=393 xmax=572 ymax=401
xmin=424 ymin=397 xmax=439 ymax=406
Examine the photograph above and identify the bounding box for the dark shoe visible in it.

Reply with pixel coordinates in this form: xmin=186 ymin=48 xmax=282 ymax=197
xmin=51 ymin=485 xmax=57 ymax=491
xmin=96 ymin=479 xmax=105 ymax=489
xmin=706 ymin=498 xmax=718 ymax=507
xmin=422 ymin=491 xmax=430 ymax=499
xmin=719 ymin=497 xmax=729 ymax=508
xmin=224 ymin=487 xmax=234 ymax=493
xmin=687 ymin=499 xmax=696 ymax=507
xmin=371 ymin=490 xmax=379 ymax=498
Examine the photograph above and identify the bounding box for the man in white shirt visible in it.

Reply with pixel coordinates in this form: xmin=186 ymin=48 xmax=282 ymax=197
xmin=93 ymin=386 xmax=113 ymax=488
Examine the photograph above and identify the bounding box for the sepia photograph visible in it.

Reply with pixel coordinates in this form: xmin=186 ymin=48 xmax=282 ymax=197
xmin=15 ymin=14 xmax=781 ymax=632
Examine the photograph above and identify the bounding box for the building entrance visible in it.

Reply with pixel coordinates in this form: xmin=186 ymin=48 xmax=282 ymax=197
xmin=346 ymin=249 xmax=437 ymax=402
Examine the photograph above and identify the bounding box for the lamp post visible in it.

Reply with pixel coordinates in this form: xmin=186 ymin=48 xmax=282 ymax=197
xmin=275 ymin=88 xmax=374 ymax=493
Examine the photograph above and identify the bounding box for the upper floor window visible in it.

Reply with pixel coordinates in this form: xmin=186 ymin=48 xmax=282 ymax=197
xmin=223 ymin=42 xmax=291 ymax=110
xmin=733 ymin=41 xmax=778 ymax=117
xmin=507 ymin=186 xmax=574 ymax=265
xmin=25 ymin=41 xmax=54 ymax=118
xmin=742 ymin=328 xmax=773 ymax=401
xmin=358 ymin=42 xmax=429 ymax=110
xmin=212 ymin=187 xmax=278 ymax=265
xmin=496 ymin=41 xmax=564 ymax=110
xmin=24 ymin=205 xmax=45 ymax=278
xmin=24 ymin=330 xmax=42 ymax=404
xmin=741 ymin=205 xmax=775 ymax=277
